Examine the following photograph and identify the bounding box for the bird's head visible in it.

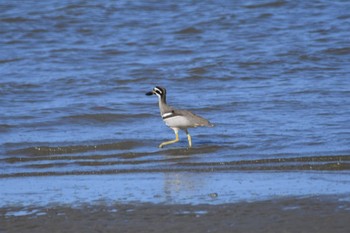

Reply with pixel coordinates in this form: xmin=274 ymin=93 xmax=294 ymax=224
xmin=146 ymin=86 xmax=167 ymax=99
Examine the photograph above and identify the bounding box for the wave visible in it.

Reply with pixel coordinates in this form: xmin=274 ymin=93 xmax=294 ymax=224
xmin=244 ymin=1 xmax=287 ymax=9
xmin=8 ymin=141 xmax=143 ymax=156
xmin=62 ymin=113 xmax=153 ymax=123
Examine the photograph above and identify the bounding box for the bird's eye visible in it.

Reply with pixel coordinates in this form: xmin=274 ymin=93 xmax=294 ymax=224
xmin=154 ymin=88 xmax=162 ymax=95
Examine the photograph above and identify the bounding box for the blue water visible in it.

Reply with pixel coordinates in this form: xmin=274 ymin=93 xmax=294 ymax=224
xmin=1 ymin=0 xmax=350 ymax=207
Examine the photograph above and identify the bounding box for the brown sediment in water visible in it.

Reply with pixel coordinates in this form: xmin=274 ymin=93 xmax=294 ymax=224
xmin=7 ymin=141 xmax=145 ymax=156
xmin=1 ymin=197 xmax=349 ymax=233
xmin=1 ymin=154 xmax=349 ymax=179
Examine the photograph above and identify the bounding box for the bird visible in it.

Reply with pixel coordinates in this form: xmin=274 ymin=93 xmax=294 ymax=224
xmin=146 ymin=86 xmax=213 ymax=148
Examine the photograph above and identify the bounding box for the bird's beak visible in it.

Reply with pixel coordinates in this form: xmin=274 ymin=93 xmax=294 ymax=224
xmin=145 ymin=90 xmax=154 ymax=96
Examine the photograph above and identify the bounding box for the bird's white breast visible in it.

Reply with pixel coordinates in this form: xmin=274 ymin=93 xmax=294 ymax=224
xmin=163 ymin=115 xmax=192 ymax=129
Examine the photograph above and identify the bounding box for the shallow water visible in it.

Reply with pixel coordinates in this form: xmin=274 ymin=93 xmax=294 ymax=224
xmin=1 ymin=172 xmax=350 ymax=208
xmin=1 ymin=0 xmax=350 ymax=207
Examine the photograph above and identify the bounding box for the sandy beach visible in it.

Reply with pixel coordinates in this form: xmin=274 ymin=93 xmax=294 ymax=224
xmin=2 ymin=196 xmax=349 ymax=233
xmin=1 ymin=171 xmax=350 ymax=233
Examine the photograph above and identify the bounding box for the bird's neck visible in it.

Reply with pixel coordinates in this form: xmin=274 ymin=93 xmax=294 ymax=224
xmin=158 ymin=95 xmax=168 ymax=115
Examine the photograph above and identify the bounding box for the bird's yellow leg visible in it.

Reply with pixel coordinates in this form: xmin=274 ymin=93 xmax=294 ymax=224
xmin=185 ymin=129 xmax=192 ymax=148
xmin=187 ymin=134 xmax=192 ymax=148
xmin=159 ymin=129 xmax=179 ymax=148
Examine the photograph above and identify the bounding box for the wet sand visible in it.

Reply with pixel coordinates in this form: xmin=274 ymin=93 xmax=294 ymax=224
xmin=2 ymin=196 xmax=349 ymax=233
xmin=1 ymin=171 xmax=349 ymax=232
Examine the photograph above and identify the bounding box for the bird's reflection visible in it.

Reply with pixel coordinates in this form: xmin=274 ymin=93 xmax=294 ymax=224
xmin=163 ymin=172 xmax=207 ymax=203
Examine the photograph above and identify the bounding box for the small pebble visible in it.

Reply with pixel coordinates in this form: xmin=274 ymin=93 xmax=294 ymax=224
xmin=209 ymin=193 xmax=218 ymax=198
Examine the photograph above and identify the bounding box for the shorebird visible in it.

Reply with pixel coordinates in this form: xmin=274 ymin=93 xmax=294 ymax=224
xmin=146 ymin=86 xmax=213 ymax=148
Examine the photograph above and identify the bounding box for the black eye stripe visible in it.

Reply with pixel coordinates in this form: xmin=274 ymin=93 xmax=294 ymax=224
xmin=154 ymin=87 xmax=163 ymax=95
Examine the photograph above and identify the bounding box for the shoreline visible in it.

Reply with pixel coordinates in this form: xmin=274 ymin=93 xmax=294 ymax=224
xmin=1 ymin=171 xmax=349 ymax=232
xmin=2 ymin=196 xmax=349 ymax=233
